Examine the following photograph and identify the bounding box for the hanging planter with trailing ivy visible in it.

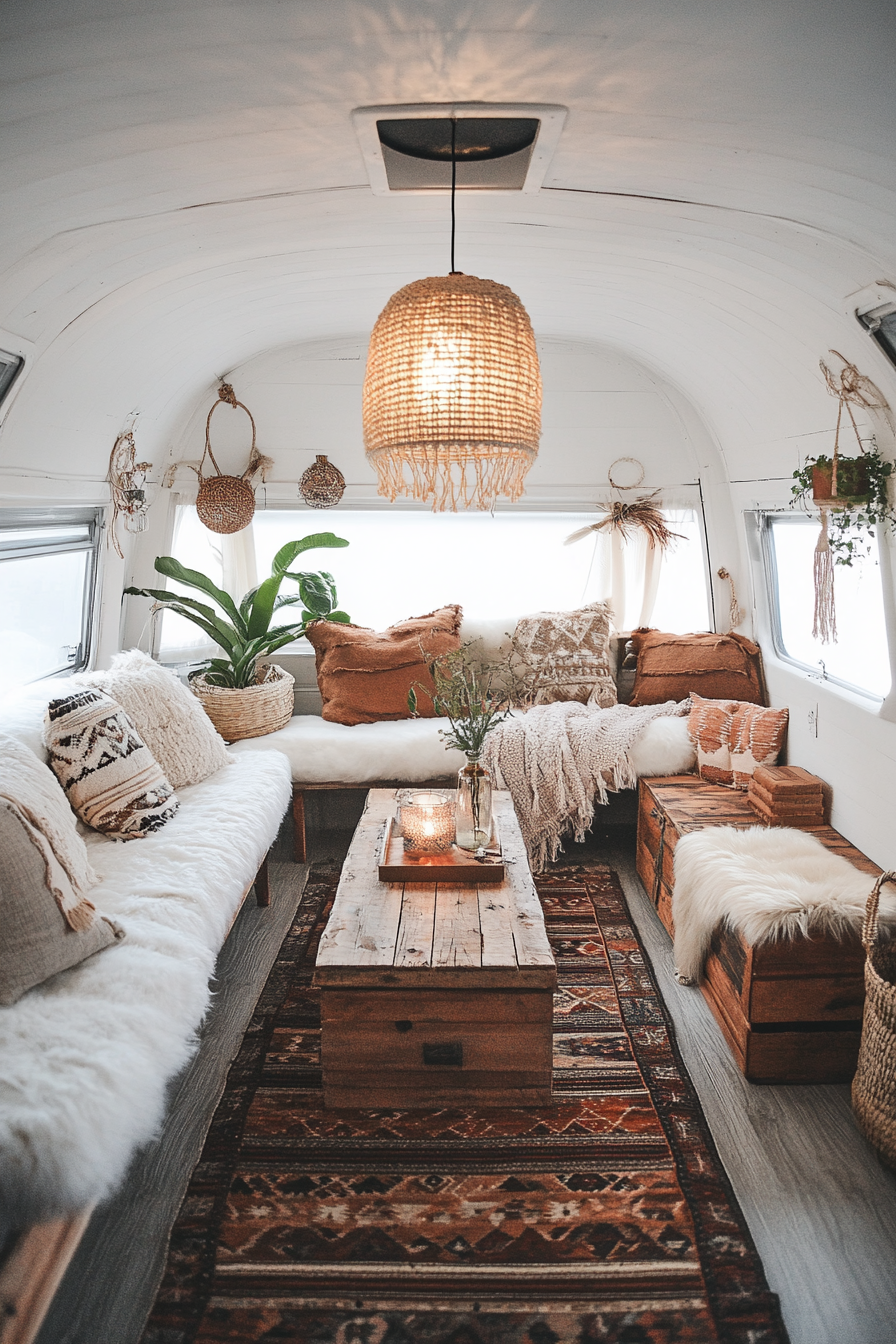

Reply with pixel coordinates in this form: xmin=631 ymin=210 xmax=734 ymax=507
xmin=790 ymin=353 xmax=894 ymax=645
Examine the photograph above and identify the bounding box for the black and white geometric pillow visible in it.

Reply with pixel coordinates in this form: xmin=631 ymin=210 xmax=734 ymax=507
xmin=44 ymin=689 xmax=178 ymax=839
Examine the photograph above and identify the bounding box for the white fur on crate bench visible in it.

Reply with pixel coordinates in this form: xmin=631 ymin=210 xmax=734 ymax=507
xmin=671 ymin=826 xmax=896 ymax=984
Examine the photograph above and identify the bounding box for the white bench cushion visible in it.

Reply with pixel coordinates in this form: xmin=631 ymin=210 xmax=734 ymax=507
xmin=228 ymin=710 xmax=695 ymax=785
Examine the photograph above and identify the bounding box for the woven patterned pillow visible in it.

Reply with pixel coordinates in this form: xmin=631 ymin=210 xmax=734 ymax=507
xmin=44 ymin=689 xmax=178 ymax=839
xmin=511 ymin=601 xmax=616 ymax=707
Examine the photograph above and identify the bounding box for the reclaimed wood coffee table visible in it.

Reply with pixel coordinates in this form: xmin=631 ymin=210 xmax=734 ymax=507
xmin=314 ymin=788 xmax=557 ymax=1109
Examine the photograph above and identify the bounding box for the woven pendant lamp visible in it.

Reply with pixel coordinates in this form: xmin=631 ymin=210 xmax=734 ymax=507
xmin=363 ymin=273 xmax=541 ymax=511
xmin=362 ymin=119 xmax=541 ymax=511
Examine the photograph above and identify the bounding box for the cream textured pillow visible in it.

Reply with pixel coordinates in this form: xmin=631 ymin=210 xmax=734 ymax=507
xmin=44 ymin=689 xmax=178 ymax=839
xmin=0 ymin=800 xmax=123 ymax=1005
xmin=511 ymin=601 xmax=616 ymax=707
xmin=0 ymin=732 xmax=98 ymax=914
xmin=80 ymin=649 xmax=229 ymax=788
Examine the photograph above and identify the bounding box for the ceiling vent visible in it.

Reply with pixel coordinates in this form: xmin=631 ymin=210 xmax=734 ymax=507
xmin=352 ymin=103 xmax=566 ymax=196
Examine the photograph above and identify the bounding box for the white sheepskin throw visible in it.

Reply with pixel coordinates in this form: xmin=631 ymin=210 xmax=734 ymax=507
xmin=79 ymin=649 xmax=229 ymax=788
xmin=0 ymin=749 xmax=291 ymax=1225
xmin=672 ymin=825 xmax=896 ymax=984
xmin=484 ymin=699 xmax=688 ymax=872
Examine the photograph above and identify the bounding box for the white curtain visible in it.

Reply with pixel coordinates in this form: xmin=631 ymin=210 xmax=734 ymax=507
xmin=157 ymin=504 xmax=257 ymax=664
xmin=587 ymin=524 xmax=665 ymax=631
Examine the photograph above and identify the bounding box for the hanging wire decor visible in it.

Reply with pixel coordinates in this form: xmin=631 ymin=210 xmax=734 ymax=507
xmin=194 ymin=383 xmax=272 ymax=534
xmin=362 ymin=118 xmax=542 ymax=511
xmin=607 ymin=457 xmax=645 ymax=490
xmin=107 ymin=429 xmax=152 ymax=558
xmin=299 ymin=454 xmax=346 ymax=509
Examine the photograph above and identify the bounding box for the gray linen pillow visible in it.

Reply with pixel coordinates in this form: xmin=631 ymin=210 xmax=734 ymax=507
xmin=0 ymin=800 xmax=123 ymax=1005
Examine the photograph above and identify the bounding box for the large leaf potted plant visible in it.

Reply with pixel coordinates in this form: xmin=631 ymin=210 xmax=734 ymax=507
xmin=125 ymin=533 xmax=349 ymax=740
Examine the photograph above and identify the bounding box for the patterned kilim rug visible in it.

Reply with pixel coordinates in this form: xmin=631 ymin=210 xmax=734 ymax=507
xmin=142 ymin=860 xmax=788 ymax=1344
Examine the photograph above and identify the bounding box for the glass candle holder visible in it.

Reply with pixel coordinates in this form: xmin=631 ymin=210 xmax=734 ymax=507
xmin=400 ymin=791 xmax=455 ymax=857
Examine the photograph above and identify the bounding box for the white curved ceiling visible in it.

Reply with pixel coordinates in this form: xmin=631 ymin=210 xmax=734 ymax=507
xmin=1 ymin=0 xmax=895 ymax=488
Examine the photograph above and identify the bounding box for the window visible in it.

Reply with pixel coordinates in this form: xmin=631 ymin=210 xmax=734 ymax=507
xmin=0 ymin=346 xmax=24 ymax=408
xmin=857 ymin=298 xmax=896 ymax=373
xmin=763 ymin=514 xmax=891 ymax=698
xmin=0 ymin=510 xmax=101 ymax=696
xmin=251 ymin=508 xmax=710 ymax=634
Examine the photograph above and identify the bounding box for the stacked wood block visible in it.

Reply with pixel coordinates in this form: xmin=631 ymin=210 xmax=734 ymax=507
xmin=637 ymin=775 xmax=880 ymax=1083
xmin=748 ymin=764 xmax=825 ymax=827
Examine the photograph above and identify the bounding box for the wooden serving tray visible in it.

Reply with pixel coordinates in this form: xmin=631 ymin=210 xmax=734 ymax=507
xmin=377 ymin=814 xmax=505 ymax=884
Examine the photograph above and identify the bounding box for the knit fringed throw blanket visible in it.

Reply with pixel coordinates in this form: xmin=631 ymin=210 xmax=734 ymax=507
xmin=484 ymin=699 xmax=686 ymax=871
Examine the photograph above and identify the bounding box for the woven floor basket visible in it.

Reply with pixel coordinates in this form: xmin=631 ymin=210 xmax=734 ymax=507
xmin=852 ymin=871 xmax=896 ymax=1169
xmin=191 ymin=664 xmax=294 ymax=742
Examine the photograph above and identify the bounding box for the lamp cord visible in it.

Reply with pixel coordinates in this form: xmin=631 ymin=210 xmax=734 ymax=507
xmin=450 ymin=117 xmax=457 ymax=274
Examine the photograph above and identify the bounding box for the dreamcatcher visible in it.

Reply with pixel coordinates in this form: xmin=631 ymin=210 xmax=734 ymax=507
xmin=108 ymin=429 xmax=152 ymax=559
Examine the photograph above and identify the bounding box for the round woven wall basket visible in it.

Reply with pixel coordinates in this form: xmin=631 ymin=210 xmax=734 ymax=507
xmin=191 ymin=664 xmax=294 ymax=742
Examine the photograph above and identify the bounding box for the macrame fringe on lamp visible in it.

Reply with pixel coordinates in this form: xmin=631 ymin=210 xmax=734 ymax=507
xmin=362 ymin=273 xmax=542 ymax=512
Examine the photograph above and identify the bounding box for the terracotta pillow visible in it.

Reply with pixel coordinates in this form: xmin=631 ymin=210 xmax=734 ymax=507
xmin=305 ymin=605 xmax=463 ymax=726
xmin=511 ymin=601 xmax=616 ymax=708
xmin=730 ymin=702 xmax=789 ymax=789
xmin=630 ymin=630 xmax=765 ymax=706
xmin=687 ymin=694 xmax=740 ymax=786
xmin=688 ymin=694 xmax=788 ymax=789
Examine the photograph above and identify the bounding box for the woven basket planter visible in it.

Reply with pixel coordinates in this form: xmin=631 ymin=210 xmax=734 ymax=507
xmin=191 ymin=664 xmax=295 ymax=742
xmin=852 ymin=872 xmax=896 ymax=1169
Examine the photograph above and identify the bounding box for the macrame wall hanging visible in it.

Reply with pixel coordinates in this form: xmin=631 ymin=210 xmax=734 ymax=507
xmin=193 ymin=383 xmax=272 ymax=535
xmin=107 ymin=428 xmax=152 ymax=559
xmin=811 ymin=352 xmax=890 ymax=644
xmin=563 ymin=461 xmax=684 ymax=630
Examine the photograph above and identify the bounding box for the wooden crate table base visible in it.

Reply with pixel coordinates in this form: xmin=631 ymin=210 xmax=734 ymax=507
xmin=314 ymin=789 xmax=557 ymax=1109
xmin=637 ymin=775 xmax=880 ymax=1084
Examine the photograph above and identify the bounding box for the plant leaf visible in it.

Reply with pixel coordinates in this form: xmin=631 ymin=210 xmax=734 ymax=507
xmin=153 ymin=557 xmax=244 ymax=628
xmin=272 ymin=533 xmax=349 ymax=574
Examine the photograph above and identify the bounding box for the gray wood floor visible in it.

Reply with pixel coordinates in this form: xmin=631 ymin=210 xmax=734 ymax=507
xmin=36 ymin=812 xmax=896 ymax=1344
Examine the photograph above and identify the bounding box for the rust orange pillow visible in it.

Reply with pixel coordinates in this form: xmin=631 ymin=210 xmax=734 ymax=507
xmin=305 ymin=606 xmax=462 ymax=726
xmin=688 ymin=694 xmax=788 ymax=789
xmin=629 ymin=630 xmax=765 ymax=706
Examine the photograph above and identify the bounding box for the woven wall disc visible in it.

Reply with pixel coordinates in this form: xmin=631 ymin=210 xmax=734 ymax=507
xmin=300 ymin=454 xmax=346 ymax=509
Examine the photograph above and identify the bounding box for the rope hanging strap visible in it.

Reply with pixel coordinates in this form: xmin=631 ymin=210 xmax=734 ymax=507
xmin=200 ymin=382 xmax=259 ymax=482
xmin=819 ymin=352 xmax=890 ymax=498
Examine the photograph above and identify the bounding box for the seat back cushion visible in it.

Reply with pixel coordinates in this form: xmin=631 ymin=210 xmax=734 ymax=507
xmin=630 ymin=629 xmax=765 ymax=706
xmin=44 ymin=689 xmax=179 ymax=838
xmin=79 ymin=649 xmax=229 ymax=787
xmin=0 ymin=799 xmax=124 ymax=1005
xmin=305 ymin=606 xmax=463 ymax=725
xmin=511 ymin=601 xmax=616 ymax=708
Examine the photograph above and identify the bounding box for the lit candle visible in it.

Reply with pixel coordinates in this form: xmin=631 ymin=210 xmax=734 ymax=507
xmin=400 ymin=791 xmax=455 ymax=857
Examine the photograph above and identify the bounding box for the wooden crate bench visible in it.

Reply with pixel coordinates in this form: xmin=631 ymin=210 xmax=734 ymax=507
xmin=637 ymin=775 xmax=880 ymax=1084
xmin=313 ymin=789 xmax=557 ymax=1109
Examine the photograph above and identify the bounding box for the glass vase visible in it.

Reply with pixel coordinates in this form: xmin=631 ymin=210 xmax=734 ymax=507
xmin=455 ymin=755 xmax=493 ymax=851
